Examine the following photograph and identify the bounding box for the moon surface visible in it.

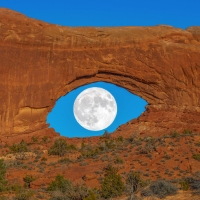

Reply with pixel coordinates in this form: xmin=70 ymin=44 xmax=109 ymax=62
xmin=73 ymin=87 xmax=117 ymax=131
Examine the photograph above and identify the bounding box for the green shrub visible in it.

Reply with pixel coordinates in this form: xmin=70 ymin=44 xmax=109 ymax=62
xmin=195 ymin=142 xmax=200 ymax=147
xmin=23 ymin=175 xmax=35 ymax=188
xmin=116 ymin=136 xmax=124 ymax=142
xmin=101 ymin=165 xmax=125 ymax=198
xmin=9 ymin=183 xmax=23 ymax=192
xmin=180 ymin=179 xmax=190 ymax=191
xmin=182 ymin=129 xmax=192 ymax=135
xmin=31 ymin=136 xmax=39 ymax=143
xmin=149 ymin=180 xmax=178 ymax=199
xmin=101 ymin=130 xmax=111 ymax=139
xmin=83 ymin=190 xmax=98 ymax=200
xmin=192 ymin=154 xmax=200 ymax=161
xmin=170 ymin=131 xmax=180 ymax=138
xmin=69 ymin=144 xmax=76 ymax=150
xmin=67 ymin=183 xmax=89 ymax=200
xmin=48 ymin=175 xmax=93 ymax=200
xmin=48 ymin=139 xmax=76 ymax=157
xmin=0 ymin=159 xmax=6 ymax=180
xmin=58 ymin=158 xmax=71 ymax=164
xmin=114 ymin=157 xmax=124 ymax=164
xmin=126 ymin=171 xmax=146 ymax=194
xmin=49 ymin=191 xmax=66 ymax=200
xmin=9 ymin=140 xmax=28 ymax=153
xmin=81 ymin=147 xmax=101 ymax=158
xmin=141 ymin=189 xmax=153 ymax=197
xmin=41 ymin=157 xmax=47 ymax=161
xmin=0 ymin=159 xmax=7 ymax=192
xmin=81 ymin=139 xmax=122 ymax=158
xmin=42 ymin=136 xmax=49 ymax=143
xmin=48 ymin=174 xmax=72 ymax=193
xmin=81 ymin=142 xmax=86 ymax=149
xmin=183 ymin=177 xmax=200 ymax=190
xmin=15 ymin=189 xmax=34 ymax=200
xmin=105 ymin=140 xmax=116 ymax=149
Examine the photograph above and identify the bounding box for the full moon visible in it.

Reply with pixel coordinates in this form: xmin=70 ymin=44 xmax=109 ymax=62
xmin=73 ymin=87 xmax=117 ymax=131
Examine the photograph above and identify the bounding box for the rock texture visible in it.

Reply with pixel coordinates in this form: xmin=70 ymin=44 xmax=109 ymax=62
xmin=0 ymin=8 xmax=200 ymax=139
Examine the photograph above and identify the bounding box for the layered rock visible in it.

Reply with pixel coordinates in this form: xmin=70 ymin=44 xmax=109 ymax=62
xmin=0 ymin=8 xmax=200 ymax=139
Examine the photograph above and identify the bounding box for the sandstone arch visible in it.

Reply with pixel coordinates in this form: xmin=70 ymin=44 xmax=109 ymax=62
xmin=0 ymin=9 xmax=200 ymax=140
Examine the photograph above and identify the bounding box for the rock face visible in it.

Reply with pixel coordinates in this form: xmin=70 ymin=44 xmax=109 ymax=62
xmin=0 ymin=8 xmax=200 ymax=139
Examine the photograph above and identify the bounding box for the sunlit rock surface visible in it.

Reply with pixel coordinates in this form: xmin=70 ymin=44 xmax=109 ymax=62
xmin=0 ymin=8 xmax=200 ymax=140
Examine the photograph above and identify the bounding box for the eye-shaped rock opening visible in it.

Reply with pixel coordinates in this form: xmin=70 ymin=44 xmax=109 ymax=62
xmin=46 ymin=81 xmax=148 ymax=138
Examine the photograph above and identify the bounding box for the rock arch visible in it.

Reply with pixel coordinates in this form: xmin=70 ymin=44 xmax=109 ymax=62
xmin=0 ymin=9 xmax=200 ymax=140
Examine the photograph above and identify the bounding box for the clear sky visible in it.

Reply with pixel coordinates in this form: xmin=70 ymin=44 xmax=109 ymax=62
xmin=1 ymin=0 xmax=199 ymax=137
xmin=0 ymin=0 xmax=200 ymax=29
xmin=47 ymin=82 xmax=147 ymax=138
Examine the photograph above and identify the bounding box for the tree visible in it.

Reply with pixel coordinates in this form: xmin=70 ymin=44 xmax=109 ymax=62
xmin=102 ymin=130 xmax=111 ymax=139
xmin=23 ymin=175 xmax=35 ymax=188
xmin=125 ymin=171 xmax=148 ymax=200
xmin=48 ymin=174 xmax=94 ymax=200
xmin=9 ymin=140 xmax=28 ymax=153
xmin=48 ymin=138 xmax=69 ymax=157
xmin=126 ymin=171 xmax=144 ymax=194
xmin=101 ymin=165 xmax=125 ymax=198
xmin=48 ymin=174 xmax=72 ymax=193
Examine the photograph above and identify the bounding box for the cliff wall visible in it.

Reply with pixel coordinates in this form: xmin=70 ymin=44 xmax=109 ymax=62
xmin=0 ymin=9 xmax=200 ymax=138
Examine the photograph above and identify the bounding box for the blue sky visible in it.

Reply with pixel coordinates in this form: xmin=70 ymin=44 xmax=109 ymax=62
xmin=1 ymin=0 xmax=199 ymax=137
xmin=1 ymin=0 xmax=200 ymax=28
xmin=47 ymin=82 xmax=147 ymax=138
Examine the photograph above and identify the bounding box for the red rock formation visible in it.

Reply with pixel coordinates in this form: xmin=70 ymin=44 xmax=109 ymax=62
xmin=0 ymin=8 xmax=200 ymax=140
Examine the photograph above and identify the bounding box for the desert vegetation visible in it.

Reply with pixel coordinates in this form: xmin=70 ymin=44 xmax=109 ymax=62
xmin=48 ymin=138 xmax=76 ymax=157
xmin=0 ymin=130 xmax=199 ymax=199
